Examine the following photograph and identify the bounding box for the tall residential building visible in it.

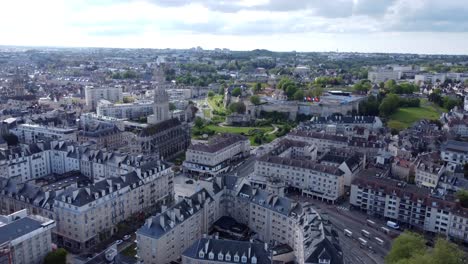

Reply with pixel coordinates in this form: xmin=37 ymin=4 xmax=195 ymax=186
xmin=54 ymin=160 xmax=173 ymax=252
xmin=183 ymin=133 xmax=250 ymax=177
xmin=252 ymin=139 xmax=345 ymax=203
xmin=350 ymin=172 xmax=468 ymax=242
xmin=84 ymin=86 xmax=123 ymax=110
xmin=136 ymin=178 xmax=342 ymax=264
xmin=0 ymin=209 xmax=55 ymax=264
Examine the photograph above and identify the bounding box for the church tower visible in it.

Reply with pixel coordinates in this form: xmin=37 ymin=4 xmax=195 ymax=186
xmin=147 ymin=84 xmax=170 ymax=125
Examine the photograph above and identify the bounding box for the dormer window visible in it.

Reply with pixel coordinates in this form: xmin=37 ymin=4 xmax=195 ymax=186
xmin=208 ymin=252 xmax=214 ymax=260
xmin=251 ymin=256 xmax=257 ymax=264
xmin=225 ymin=253 xmax=231 ymax=261
xmin=198 ymin=250 xmax=204 ymax=258
xmin=234 ymin=254 xmax=239 ymax=262
xmin=241 ymin=255 xmax=247 ymax=263
xmin=218 ymin=252 xmax=224 ymax=261
xmin=319 ymin=259 xmax=331 ymax=264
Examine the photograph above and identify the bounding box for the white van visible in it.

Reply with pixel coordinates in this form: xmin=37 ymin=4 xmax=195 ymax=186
xmin=387 ymin=221 xmax=400 ymax=230
xmin=344 ymin=229 xmax=352 ymax=237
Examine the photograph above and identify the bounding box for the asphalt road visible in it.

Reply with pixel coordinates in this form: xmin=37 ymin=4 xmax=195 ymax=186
xmin=287 ymin=194 xmax=397 ymax=264
xmin=227 ymin=155 xmax=256 ymax=178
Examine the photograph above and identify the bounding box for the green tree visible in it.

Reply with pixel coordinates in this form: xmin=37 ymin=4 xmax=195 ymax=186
xmin=44 ymin=248 xmax=67 ymax=264
xmin=386 ymin=232 xmax=426 ymax=264
xmin=432 ymin=239 xmax=464 ymax=264
xmin=252 ymin=82 xmax=263 ymax=93
xmin=379 ymin=94 xmax=400 ymax=117
xmin=194 ymin=117 xmax=205 ymax=129
xmin=207 ymin=91 xmax=215 ymax=97
xmin=122 ymin=96 xmax=135 ymax=103
xmin=169 ymin=102 xmax=177 ymax=111
xmin=293 ymin=90 xmax=304 ymax=101
xmin=353 ymin=80 xmax=372 ymax=93
xmin=384 ymin=79 xmax=397 ymax=90
xmin=285 ymin=84 xmax=298 ymax=100
xmin=228 ymin=102 xmax=246 ymax=114
xmin=456 ymin=190 xmax=468 ymax=208
xmin=231 ymin=87 xmax=242 ymax=97
xmin=250 ymin=95 xmax=261 ymax=105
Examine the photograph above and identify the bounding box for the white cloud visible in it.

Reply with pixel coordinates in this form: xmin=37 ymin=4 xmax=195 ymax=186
xmin=0 ymin=0 xmax=467 ymax=54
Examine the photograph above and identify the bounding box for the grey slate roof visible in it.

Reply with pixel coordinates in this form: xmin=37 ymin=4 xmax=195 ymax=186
xmin=0 ymin=217 xmax=43 ymax=244
xmin=182 ymin=237 xmax=271 ymax=264
xmin=189 ymin=133 xmax=248 ymax=153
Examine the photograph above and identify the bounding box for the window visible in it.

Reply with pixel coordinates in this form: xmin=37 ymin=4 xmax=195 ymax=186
xmin=198 ymin=251 xmax=204 ymax=258
xmin=241 ymin=255 xmax=247 ymax=263
xmin=234 ymin=255 xmax=239 ymax=262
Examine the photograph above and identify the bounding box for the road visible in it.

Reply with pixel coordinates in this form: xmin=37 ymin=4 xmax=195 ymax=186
xmin=287 ymin=194 xmax=396 ymax=264
xmin=227 ymin=155 xmax=256 ymax=178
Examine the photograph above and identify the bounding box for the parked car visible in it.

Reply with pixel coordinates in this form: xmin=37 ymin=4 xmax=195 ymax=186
xmin=116 ymin=240 xmax=123 ymax=245
xmin=123 ymin=235 xmax=131 ymax=241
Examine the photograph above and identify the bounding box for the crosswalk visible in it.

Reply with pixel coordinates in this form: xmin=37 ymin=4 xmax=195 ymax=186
xmin=337 ymin=206 xmax=350 ymax=211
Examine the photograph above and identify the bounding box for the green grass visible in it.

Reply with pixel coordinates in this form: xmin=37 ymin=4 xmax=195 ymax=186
xmin=205 ymin=125 xmax=273 ymax=134
xmin=207 ymin=95 xmax=227 ymax=115
xmin=121 ymin=244 xmax=137 ymax=257
xmin=388 ymin=103 xmax=442 ymax=130
xmin=202 ymin=108 xmax=211 ymax=118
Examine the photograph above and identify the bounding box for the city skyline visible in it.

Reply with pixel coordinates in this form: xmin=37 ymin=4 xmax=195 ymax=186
xmin=2 ymin=0 xmax=468 ymax=55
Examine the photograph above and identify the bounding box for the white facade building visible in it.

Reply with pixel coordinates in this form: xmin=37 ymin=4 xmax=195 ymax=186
xmin=84 ymin=86 xmax=123 ymax=110
xmin=11 ymin=124 xmax=77 ymax=144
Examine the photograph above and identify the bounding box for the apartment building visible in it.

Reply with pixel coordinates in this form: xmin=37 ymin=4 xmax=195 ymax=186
xmin=137 ymin=177 xmax=342 ymax=264
xmin=54 ymin=160 xmax=173 ymax=252
xmin=84 ymin=86 xmax=123 ymax=110
xmin=415 ymin=153 xmax=445 ymax=189
xmin=183 ymin=133 xmax=250 ymax=177
xmin=136 ymin=188 xmax=221 ymax=264
xmin=0 ymin=209 xmax=55 ymax=264
xmin=415 ymin=73 xmax=446 ymax=84
xmin=318 ymin=149 xmax=365 ymax=187
xmin=77 ymin=124 xmax=124 ymax=150
xmin=441 ymin=140 xmax=468 ymax=169
xmin=368 ymin=70 xmax=400 ymax=83
xmin=286 ymin=131 xmax=348 ymax=154
xmin=182 ymin=237 xmax=271 ymax=264
xmin=303 ymin=115 xmax=383 ymax=133
xmin=253 ymin=139 xmax=345 ymax=203
xmin=350 ymin=173 xmax=468 ymax=242
xmin=96 ymin=100 xmax=154 ymax=120
xmin=1 ymin=140 xmax=153 ymax=184
xmin=11 ymin=124 xmax=77 ymax=144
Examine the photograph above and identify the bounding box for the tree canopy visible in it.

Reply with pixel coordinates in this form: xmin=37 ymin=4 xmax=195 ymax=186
xmin=250 ymin=95 xmax=261 ymax=105
xmin=353 ymin=80 xmax=372 ymax=93
xmin=228 ymin=102 xmax=246 ymax=114
xmin=386 ymin=232 xmax=464 ymax=264
xmin=231 ymin=87 xmax=242 ymax=97
xmin=44 ymin=248 xmax=67 ymax=264
xmin=379 ymin=94 xmax=400 ymax=117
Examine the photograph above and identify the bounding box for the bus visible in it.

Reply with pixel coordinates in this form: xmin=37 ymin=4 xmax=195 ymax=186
xmin=381 ymin=227 xmax=390 ymax=234
xmin=366 ymin=219 xmax=376 ymax=227
xmin=344 ymin=229 xmax=353 ymax=237
xmin=361 ymin=229 xmax=371 ymax=238
xmin=375 ymin=237 xmax=384 ymax=246
xmin=387 ymin=221 xmax=400 ymax=230
xmin=358 ymin=238 xmax=368 ymax=247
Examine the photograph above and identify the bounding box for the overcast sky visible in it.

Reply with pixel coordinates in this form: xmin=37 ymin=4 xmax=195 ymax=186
xmin=2 ymin=0 xmax=468 ymax=54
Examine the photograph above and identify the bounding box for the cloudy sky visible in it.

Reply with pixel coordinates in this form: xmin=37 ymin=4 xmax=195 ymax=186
xmin=2 ymin=0 xmax=468 ymax=54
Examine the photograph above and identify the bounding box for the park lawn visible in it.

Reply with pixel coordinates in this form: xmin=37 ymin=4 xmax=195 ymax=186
xmin=202 ymin=108 xmax=211 ymax=118
xmin=388 ymin=105 xmax=440 ymax=130
xmin=205 ymin=125 xmax=273 ymax=134
xmin=207 ymin=95 xmax=227 ymax=115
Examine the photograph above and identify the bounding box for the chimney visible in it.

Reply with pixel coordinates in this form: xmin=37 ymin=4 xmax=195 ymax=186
xmin=264 ymin=243 xmax=268 ymax=252
xmin=160 ymin=215 xmax=165 ymax=229
xmin=205 ymin=240 xmax=210 ymax=254
xmin=248 ymin=246 xmax=251 ymax=259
